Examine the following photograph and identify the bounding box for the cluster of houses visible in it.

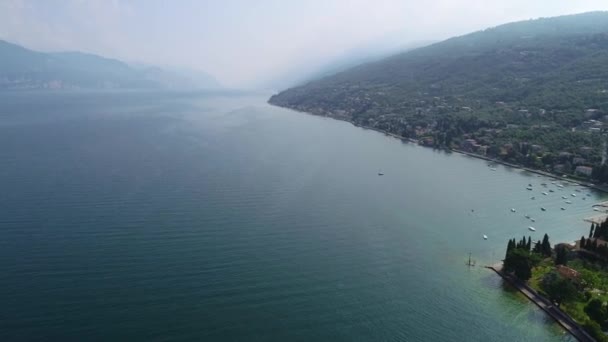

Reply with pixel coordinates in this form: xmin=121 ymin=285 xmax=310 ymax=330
xmin=581 ymin=119 xmax=604 ymax=133
xmin=306 ymin=93 xmax=606 ymax=180
xmin=456 ymin=137 xmax=597 ymax=178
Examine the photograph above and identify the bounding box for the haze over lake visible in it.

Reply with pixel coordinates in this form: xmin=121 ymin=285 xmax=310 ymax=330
xmin=0 ymin=92 xmax=602 ymax=341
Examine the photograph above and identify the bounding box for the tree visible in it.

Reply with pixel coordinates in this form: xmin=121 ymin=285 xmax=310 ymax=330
xmin=504 ymin=248 xmax=539 ymax=281
xmin=590 ymin=223 xmax=595 ymax=239
xmin=541 ymin=233 xmax=552 ymax=257
xmin=580 ymin=236 xmax=587 ymax=250
xmin=555 ymin=245 xmax=568 ymax=265
xmin=580 ymin=269 xmax=601 ymax=289
xmin=505 ymin=239 xmax=515 ymax=259
xmin=532 ymin=240 xmax=542 ymax=253
xmin=585 ymin=299 xmax=608 ymax=328
xmin=541 ymin=271 xmax=577 ymax=306
xmin=592 ymin=239 xmax=599 ymax=252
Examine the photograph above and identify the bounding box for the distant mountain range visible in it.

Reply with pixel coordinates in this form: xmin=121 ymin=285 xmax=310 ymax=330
xmin=0 ymin=40 xmax=220 ymax=90
xmin=269 ymin=11 xmax=608 ymax=182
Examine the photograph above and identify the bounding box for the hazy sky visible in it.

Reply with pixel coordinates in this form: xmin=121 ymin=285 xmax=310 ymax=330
xmin=2 ymin=0 xmax=608 ymax=88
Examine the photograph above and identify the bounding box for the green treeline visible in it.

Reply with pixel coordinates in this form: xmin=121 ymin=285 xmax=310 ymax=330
xmin=503 ymin=225 xmax=608 ymax=341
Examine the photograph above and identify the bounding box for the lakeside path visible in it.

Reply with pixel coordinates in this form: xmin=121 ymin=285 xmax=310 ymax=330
xmin=486 ymin=263 xmax=596 ymax=342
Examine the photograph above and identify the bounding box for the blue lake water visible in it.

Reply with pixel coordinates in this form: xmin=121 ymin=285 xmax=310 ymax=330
xmin=0 ymin=91 xmax=604 ymax=341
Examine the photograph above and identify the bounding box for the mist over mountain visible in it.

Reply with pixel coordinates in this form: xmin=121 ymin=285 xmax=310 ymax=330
xmin=0 ymin=40 xmax=220 ymax=91
xmin=263 ymin=35 xmax=433 ymax=90
xmin=270 ymin=12 xmax=608 ymax=118
xmin=270 ymin=11 xmax=608 ymax=182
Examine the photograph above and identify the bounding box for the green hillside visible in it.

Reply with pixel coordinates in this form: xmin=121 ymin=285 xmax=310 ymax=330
xmin=269 ymin=12 xmax=608 ymax=182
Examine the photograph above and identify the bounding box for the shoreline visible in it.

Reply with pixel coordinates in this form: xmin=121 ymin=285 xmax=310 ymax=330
xmin=486 ymin=263 xmax=595 ymax=342
xmin=271 ymin=102 xmax=605 ymax=341
xmin=272 ymin=104 xmax=608 ymax=194
xmin=272 ymin=103 xmax=606 ymax=340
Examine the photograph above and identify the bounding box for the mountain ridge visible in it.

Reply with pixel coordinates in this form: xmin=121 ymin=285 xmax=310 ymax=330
xmin=269 ymin=11 xmax=608 ymax=182
xmin=0 ymin=40 xmax=220 ymax=90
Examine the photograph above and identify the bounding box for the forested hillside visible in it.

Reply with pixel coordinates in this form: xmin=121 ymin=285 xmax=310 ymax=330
xmin=269 ymin=12 xmax=608 ymax=182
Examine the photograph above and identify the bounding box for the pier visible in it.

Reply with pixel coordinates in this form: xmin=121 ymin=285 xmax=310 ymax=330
xmin=486 ymin=263 xmax=595 ymax=342
xmin=584 ymin=214 xmax=608 ymax=225
xmin=592 ymin=201 xmax=608 ymax=208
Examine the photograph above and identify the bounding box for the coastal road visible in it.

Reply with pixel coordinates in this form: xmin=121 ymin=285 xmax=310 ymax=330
xmin=488 ymin=265 xmax=595 ymax=342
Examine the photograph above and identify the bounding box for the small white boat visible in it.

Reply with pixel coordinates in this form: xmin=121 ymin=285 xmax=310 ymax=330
xmin=594 ymin=208 xmax=601 ymax=212
xmin=565 ymin=200 xmax=572 ymax=204
xmin=526 ymin=187 xmax=533 ymax=190
xmin=557 ymin=184 xmax=564 ymax=188
xmin=528 ymin=226 xmax=536 ymax=231
xmin=542 ymin=192 xmax=548 ymax=195
xmin=571 ymin=194 xmax=577 ymax=197
xmin=549 ymin=189 xmax=555 ymax=192
xmin=490 ymin=168 xmax=497 ymax=171
xmin=525 ymin=214 xmax=531 ymax=219
xmin=531 ymin=218 xmax=536 ymax=222
xmin=531 ymin=196 xmax=535 ymax=200
xmin=378 ymin=172 xmax=384 ymax=176
xmin=511 ymin=208 xmax=516 ymax=212
xmin=561 ymin=207 xmax=566 ymax=210
xmin=562 ymin=196 xmax=568 ymax=199
xmin=541 ymin=207 xmax=546 ymax=211
xmin=483 ymin=235 xmax=488 ymax=240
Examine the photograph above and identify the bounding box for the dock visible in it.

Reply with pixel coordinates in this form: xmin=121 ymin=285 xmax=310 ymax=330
xmin=592 ymin=201 xmax=608 ymax=208
xmin=486 ymin=263 xmax=595 ymax=342
xmin=584 ymin=214 xmax=608 ymax=225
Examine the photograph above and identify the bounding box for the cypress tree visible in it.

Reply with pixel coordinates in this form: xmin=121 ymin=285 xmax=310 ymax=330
xmin=580 ymin=236 xmax=586 ymax=249
xmin=555 ymin=245 xmax=568 ymax=266
xmin=532 ymin=240 xmax=542 ymax=253
xmin=599 ymin=220 xmax=608 ymax=239
xmin=526 ymin=236 xmax=532 ymax=252
xmin=592 ymin=239 xmax=598 ymax=251
xmin=506 ymin=239 xmax=514 ymax=259
xmin=541 ymin=234 xmax=551 ymax=257
xmin=590 ymin=224 xmax=595 ymax=239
